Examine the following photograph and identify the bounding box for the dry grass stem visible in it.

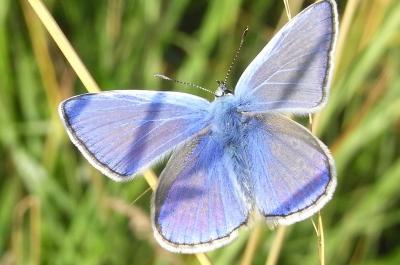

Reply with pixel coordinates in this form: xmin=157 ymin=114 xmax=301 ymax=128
xmin=28 ymin=0 xmax=100 ymax=93
xmin=265 ymin=226 xmax=287 ymax=265
xmin=240 ymin=223 xmax=263 ymax=265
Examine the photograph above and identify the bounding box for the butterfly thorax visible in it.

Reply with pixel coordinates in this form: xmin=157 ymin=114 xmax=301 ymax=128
xmin=210 ymin=96 xmax=242 ymax=138
xmin=209 ymin=95 xmax=251 ymax=149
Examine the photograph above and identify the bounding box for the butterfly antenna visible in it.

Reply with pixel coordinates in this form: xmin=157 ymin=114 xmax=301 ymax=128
xmin=223 ymin=26 xmax=249 ymax=85
xmin=154 ymin=74 xmax=214 ymax=95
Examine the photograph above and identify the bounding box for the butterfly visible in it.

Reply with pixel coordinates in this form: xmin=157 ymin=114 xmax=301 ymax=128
xmin=59 ymin=0 xmax=338 ymax=253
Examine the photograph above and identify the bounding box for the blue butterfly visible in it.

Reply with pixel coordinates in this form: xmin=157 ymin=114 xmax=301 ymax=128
xmin=59 ymin=0 xmax=338 ymax=253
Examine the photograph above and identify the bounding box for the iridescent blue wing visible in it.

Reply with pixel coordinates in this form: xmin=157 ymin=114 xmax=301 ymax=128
xmin=152 ymin=130 xmax=249 ymax=253
xmin=235 ymin=0 xmax=338 ymax=114
xmin=59 ymin=90 xmax=210 ymax=181
xmin=243 ymin=113 xmax=336 ymax=225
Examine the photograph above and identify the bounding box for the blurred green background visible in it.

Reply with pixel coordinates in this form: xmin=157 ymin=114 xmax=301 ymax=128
xmin=1 ymin=0 xmax=400 ymax=264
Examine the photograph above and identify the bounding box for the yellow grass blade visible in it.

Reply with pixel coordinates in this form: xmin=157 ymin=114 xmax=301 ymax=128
xmin=27 ymin=0 xmax=100 ymax=93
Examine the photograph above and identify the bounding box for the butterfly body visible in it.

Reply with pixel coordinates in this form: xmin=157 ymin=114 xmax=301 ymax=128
xmin=209 ymin=91 xmax=261 ymax=201
xmin=59 ymin=0 xmax=338 ymax=253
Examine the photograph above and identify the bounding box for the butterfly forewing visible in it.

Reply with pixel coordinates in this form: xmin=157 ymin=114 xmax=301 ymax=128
xmin=59 ymin=90 xmax=210 ymax=181
xmin=235 ymin=0 xmax=338 ymax=113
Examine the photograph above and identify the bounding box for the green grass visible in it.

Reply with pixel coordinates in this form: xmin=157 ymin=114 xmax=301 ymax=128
xmin=1 ymin=0 xmax=400 ymax=264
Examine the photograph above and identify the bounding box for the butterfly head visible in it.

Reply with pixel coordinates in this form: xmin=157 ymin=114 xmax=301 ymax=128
xmin=215 ymin=81 xmax=234 ymax=97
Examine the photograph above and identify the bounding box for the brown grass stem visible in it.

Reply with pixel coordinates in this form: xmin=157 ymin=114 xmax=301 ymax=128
xmin=28 ymin=0 xmax=100 ymax=93
xmin=265 ymin=226 xmax=287 ymax=265
xmin=310 ymin=113 xmax=325 ymax=265
xmin=283 ymin=0 xmax=292 ymax=20
xmin=12 ymin=196 xmax=41 ymax=265
xmin=333 ymin=0 xmax=362 ymax=80
xmin=240 ymin=223 xmax=263 ymax=265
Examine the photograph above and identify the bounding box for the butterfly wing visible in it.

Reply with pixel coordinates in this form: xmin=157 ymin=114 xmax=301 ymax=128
xmin=152 ymin=130 xmax=249 ymax=253
xmin=242 ymin=113 xmax=336 ymax=225
xmin=235 ymin=0 xmax=338 ymax=113
xmin=59 ymin=90 xmax=210 ymax=181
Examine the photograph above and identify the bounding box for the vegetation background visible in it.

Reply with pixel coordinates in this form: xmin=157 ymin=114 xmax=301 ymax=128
xmin=1 ymin=0 xmax=399 ymax=264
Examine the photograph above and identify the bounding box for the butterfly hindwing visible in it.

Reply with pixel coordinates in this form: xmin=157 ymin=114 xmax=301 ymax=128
xmin=235 ymin=0 xmax=338 ymax=113
xmin=59 ymin=90 xmax=210 ymax=181
xmin=152 ymin=130 xmax=249 ymax=253
xmin=241 ymin=113 xmax=336 ymax=225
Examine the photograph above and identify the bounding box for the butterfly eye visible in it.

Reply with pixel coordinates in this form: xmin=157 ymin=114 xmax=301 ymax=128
xmin=215 ymin=81 xmax=234 ymax=97
xmin=214 ymin=86 xmax=224 ymax=97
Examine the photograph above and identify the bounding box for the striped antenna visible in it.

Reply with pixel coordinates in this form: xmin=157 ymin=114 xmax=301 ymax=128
xmin=223 ymin=26 xmax=249 ymax=85
xmin=154 ymin=74 xmax=214 ymax=95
